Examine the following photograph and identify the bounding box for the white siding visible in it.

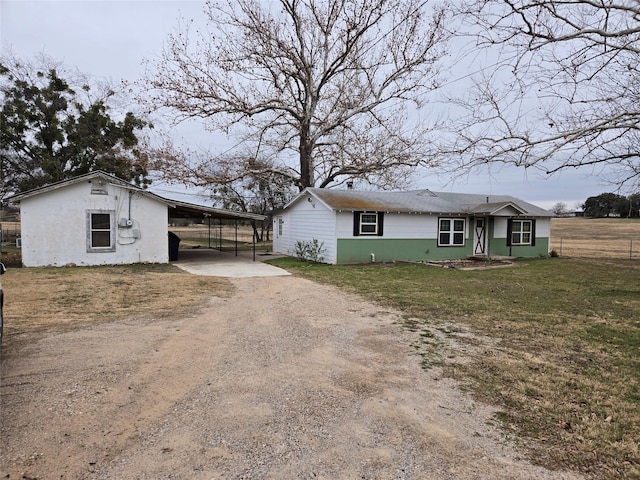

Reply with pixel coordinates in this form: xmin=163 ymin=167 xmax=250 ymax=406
xmin=275 ymin=193 xmax=337 ymax=263
xmin=536 ymin=218 xmax=551 ymax=237
xmin=336 ymin=211 xmax=441 ymax=238
xmin=493 ymin=217 xmax=551 ymax=239
xmin=20 ymin=181 xmax=169 ymax=267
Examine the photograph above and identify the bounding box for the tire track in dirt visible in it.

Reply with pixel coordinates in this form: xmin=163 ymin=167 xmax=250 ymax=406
xmin=2 ymin=276 xmax=583 ymax=479
xmin=1 ymin=312 xmax=228 ymax=478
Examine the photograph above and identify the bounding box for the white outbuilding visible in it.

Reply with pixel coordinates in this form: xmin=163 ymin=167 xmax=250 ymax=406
xmin=7 ymin=171 xmax=266 ymax=267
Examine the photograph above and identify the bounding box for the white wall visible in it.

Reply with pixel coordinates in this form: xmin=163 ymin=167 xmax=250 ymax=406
xmin=20 ymin=180 xmax=169 ymax=267
xmin=493 ymin=217 xmax=551 ymax=239
xmin=336 ymin=211 xmax=442 ymax=238
xmin=276 ymin=193 xmax=337 ymax=263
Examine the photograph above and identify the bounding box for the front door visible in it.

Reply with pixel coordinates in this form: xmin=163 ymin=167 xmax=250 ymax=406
xmin=474 ymin=217 xmax=486 ymax=255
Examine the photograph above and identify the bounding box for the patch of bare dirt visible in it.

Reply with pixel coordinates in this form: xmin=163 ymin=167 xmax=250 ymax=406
xmin=1 ymin=276 xmax=583 ymax=479
xmin=424 ymin=258 xmax=518 ymax=270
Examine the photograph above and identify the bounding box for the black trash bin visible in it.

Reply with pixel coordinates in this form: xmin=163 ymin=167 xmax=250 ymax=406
xmin=168 ymin=231 xmax=181 ymax=261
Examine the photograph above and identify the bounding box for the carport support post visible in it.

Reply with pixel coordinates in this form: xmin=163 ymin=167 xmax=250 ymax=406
xmin=219 ymin=218 xmax=223 ymax=251
xmin=235 ymin=219 xmax=238 ymax=257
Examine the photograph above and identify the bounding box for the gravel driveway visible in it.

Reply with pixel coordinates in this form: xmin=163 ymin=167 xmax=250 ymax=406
xmin=1 ymin=275 xmax=582 ymax=479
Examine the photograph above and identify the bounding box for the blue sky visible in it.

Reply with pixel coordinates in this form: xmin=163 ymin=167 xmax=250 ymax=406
xmin=0 ymin=0 xmax=617 ymax=209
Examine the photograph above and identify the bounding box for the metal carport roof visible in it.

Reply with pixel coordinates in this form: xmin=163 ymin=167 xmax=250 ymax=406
xmin=167 ymin=199 xmax=267 ymax=222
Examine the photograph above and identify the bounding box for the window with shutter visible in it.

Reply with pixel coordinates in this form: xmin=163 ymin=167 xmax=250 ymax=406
xmin=353 ymin=212 xmax=384 ymax=236
xmin=509 ymin=219 xmax=535 ymax=245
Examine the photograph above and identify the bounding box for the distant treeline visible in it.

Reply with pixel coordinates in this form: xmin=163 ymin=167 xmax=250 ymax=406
xmin=584 ymin=193 xmax=640 ymax=218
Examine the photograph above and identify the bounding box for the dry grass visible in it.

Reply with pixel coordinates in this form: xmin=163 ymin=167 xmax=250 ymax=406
xmin=551 ymin=217 xmax=640 ymax=258
xmin=2 ymin=263 xmax=232 ymax=346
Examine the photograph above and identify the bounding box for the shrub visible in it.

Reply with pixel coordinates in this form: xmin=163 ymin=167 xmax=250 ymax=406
xmin=295 ymin=239 xmax=326 ymax=263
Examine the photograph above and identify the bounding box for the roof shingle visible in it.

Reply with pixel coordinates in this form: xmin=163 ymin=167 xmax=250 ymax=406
xmin=302 ymin=188 xmax=552 ymax=217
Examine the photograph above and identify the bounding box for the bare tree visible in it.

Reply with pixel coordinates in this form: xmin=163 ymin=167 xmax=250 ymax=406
xmin=142 ymin=0 xmax=449 ymax=191
xmin=209 ymin=156 xmax=297 ymax=241
xmin=446 ymin=0 xmax=640 ymax=189
xmin=551 ymin=202 xmax=568 ymax=216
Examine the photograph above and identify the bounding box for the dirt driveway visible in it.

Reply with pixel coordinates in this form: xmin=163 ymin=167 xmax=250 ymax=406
xmin=1 ymin=275 xmax=582 ymax=479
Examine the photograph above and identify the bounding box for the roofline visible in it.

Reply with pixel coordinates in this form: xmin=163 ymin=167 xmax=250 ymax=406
xmin=4 ymin=170 xmax=268 ymax=221
xmin=472 ymin=201 xmax=529 ymax=216
xmin=283 ymin=188 xmax=553 ymax=217
xmin=107 ymin=181 xmax=176 ymax=207
xmin=168 ymin=199 xmax=268 ymax=221
xmin=282 ymin=188 xmax=334 ymax=211
xmin=5 ymin=171 xmax=148 ymax=203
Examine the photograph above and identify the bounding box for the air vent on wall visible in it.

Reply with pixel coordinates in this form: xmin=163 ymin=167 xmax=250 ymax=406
xmin=90 ymin=179 xmax=108 ymax=195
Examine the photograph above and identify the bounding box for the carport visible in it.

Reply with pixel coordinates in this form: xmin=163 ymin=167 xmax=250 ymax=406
xmin=167 ymin=200 xmax=268 ymax=261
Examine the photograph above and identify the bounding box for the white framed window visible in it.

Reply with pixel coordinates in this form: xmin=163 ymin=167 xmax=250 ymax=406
xmin=510 ymin=219 xmax=533 ymax=245
xmin=438 ymin=217 xmax=465 ymax=246
xmin=87 ymin=210 xmax=115 ymax=252
xmin=360 ymin=213 xmax=378 ymax=235
xmin=353 ymin=211 xmax=384 ymax=236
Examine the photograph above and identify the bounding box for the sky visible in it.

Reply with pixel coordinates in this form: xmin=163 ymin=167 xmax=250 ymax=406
xmin=0 ymin=0 xmax=620 ymax=210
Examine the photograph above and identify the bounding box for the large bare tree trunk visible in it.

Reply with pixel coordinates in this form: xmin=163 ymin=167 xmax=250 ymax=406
xmin=299 ymin=122 xmax=315 ymax=190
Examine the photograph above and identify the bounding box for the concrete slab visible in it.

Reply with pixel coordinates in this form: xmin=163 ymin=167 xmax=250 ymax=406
xmin=172 ymin=249 xmax=291 ymax=278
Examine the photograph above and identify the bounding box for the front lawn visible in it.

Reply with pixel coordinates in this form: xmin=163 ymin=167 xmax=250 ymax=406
xmin=270 ymin=256 xmax=640 ymax=479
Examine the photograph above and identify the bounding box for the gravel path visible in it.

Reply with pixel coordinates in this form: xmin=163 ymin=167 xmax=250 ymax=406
xmin=1 ymin=276 xmax=582 ymax=479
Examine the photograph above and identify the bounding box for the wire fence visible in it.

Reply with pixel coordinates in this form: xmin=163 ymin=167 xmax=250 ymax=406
xmin=1 ymin=223 xmax=273 ymax=253
xmin=549 ymin=237 xmax=639 ymax=260
xmin=1 ymin=224 xmax=21 ymax=247
xmin=169 ymin=225 xmax=272 ymax=251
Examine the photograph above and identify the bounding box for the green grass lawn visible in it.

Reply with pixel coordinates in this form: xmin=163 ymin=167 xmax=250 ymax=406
xmin=269 ymin=256 xmax=640 ymax=479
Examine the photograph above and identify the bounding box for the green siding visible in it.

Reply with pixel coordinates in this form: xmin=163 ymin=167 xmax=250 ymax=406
xmin=489 ymin=237 xmax=550 ymax=258
xmin=336 ymin=238 xmax=472 ymax=264
xmin=336 ymin=236 xmax=550 ymax=264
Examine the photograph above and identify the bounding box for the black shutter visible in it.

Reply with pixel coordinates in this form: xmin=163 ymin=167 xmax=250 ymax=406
xmin=531 ymin=219 xmax=536 ymax=246
xmin=377 ymin=212 xmax=384 ymax=236
xmin=353 ymin=211 xmax=361 ymax=236
xmin=506 ymin=219 xmax=513 ymax=246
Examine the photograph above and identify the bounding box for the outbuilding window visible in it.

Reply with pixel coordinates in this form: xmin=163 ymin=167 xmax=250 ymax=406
xmin=507 ymin=219 xmax=536 ymax=246
xmin=87 ymin=210 xmax=116 ymax=252
xmin=353 ymin=211 xmax=384 ymax=236
xmin=438 ymin=218 xmax=465 ymax=246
